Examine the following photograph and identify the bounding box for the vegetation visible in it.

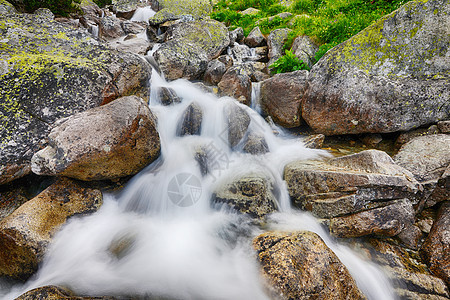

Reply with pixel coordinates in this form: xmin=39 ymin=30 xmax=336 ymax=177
xmin=211 ymin=0 xmax=407 ymax=70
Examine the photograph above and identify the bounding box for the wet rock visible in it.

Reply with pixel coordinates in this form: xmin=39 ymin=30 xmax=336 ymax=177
xmin=303 ymin=134 xmax=325 ymax=149
xmin=16 ymin=285 xmax=117 ymax=299
xmin=212 ymin=174 xmax=278 ymax=219
xmin=99 ymin=15 xmax=125 ymax=39
xmin=253 ymin=231 xmax=365 ymax=299
xmin=31 ymin=96 xmax=160 ymax=181
xmin=218 ymin=65 xmax=252 ymax=105
xmin=360 ymin=133 xmax=383 ymax=148
xmin=284 ymin=150 xmax=421 ymax=218
xmin=223 ymin=102 xmax=251 ymax=148
xmin=244 ymin=26 xmax=266 ymax=47
xmin=229 ymin=27 xmax=244 ymax=44
xmin=243 ymin=133 xmax=269 ymax=155
xmin=159 ymin=87 xmax=181 ymax=105
xmin=204 ymin=59 xmax=227 ymax=85
xmin=177 ymin=102 xmax=203 ymax=136
xmin=302 ymin=0 xmax=449 ymax=135
xmin=260 ymin=70 xmax=308 ymax=128
xmin=148 ymin=0 xmax=212 ymax=26
xmin=437 ymin=120 xmax=450 ymax=133
xmin=421 ymin=201 xmax=450 ymax=286
xmin=0 ymin=14 xmax=151 ymax=185
xmin=0 ymin=178 xmax=102 ymax=280
xmin=267 ymin=28 xmax=291 ymax=67
xmin=290 ymin=35 xmax=318 ymax=68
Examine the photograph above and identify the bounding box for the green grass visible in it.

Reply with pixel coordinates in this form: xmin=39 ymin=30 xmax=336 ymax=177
xmin=211 ymin=0 xmax=407 ymax=66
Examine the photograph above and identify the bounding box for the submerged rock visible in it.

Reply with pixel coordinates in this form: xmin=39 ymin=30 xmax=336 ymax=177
xmin=159 ymin=87 xmax=181 ymax=105
xmin=253 ymin=231 xmax=365 ymax=299
xmin=31 ymin=96 xmax=160 ymax=181
xmin=0 ymin=178 xmax=102 ymax=280
xmin=0 ymin=13 xmax=151 ymax=185
xmin=302 ymin=0 xmax=450 ymax=135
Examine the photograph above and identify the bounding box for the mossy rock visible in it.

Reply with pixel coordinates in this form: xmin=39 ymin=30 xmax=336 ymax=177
xmin=303 ymin=0 xmax=450 ymax=135
xmin=0 ymin=13 xmax=151 ymax=185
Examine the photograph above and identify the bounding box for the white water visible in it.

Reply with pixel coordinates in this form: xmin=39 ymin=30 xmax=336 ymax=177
xmin=1 ymin=61 xmax=397 ymax=299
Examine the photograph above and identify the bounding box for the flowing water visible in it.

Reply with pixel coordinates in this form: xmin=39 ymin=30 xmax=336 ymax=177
xmin=0 ymin=8 xmax=397 ymax=300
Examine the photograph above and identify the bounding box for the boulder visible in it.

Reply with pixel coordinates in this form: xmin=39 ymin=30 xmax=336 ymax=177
xmin=243 ymin=133 xmax=269 ymax=155
xmin=0 ymin=13 xmax=151 ymax=185
xmin=212 ymin=174 xmax=278 ymax=219
xmin=223 ymin=102 xmax=251 ymax=148
xmin=291 ymin=35 xmax=319 ymax=68
xmin=218 ymin=65 xmax=252 ymax=105
xmin=421 ymin=201 xmax=450 ymax=286
xmin=31 ymin=96 xmax=160 ymax=181
xmin=302 ymin=0 xmax=450 ymax=135
xmin=253 ymin=231 xmax=365 ymax=299
xmin=121 ymin=20 xmax=146 ymax=35
xmin=0 ymin=178 xmax=102 ymax=280
xmin=16 ymin=285 xmax=116 ymax=299
xmin=259 ymin=70 xmax=308 ymax=128
xmin=267 ymin=28 xmax=291 ymax=67
xmin=0 ymin=0 xmax=16 ymax=14
xmin=284 ymin=150 xmax=421 ymax=218
xmin=154 ymin=19 xmax=229 ymax=80
xmin=227 ymin=43 xmax=253 ymax=63
xmin=177 ymin=102 xmax=203 ymax=136
xmin=244 ymin=26 xmax=266 ymax=47
xmin=148 ymin=0 xmax=212 ymax=26
xmin=394 ymin=125 xmax=440 ymax=150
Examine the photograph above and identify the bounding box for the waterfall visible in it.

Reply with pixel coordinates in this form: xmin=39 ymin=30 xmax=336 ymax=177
xmin=1 ymin=48 xmax=397 ymax=300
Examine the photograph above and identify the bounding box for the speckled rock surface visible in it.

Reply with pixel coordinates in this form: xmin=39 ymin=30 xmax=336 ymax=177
xmin=302 ymin=0 xmax=450 ymax=135
xmin=0 ymin=178 xmax=102 ymax=280
xmin=31 ymin=96 xmax=160 ymax=181
xmin=0 ymin=13 xmax=152 ymax=185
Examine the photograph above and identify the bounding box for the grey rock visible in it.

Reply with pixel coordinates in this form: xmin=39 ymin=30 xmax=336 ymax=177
xmin=437 ymin=120 xmax=450 ymax=133
xmin=148 ymin=0 xmax=212 ymax=26
xmin=112 ymin=0 xmax=139 ymax=19
xmin=99 ymin=15 xmax=125 ymax=39
xmin=229 ymin=27 xmax=244 ymax=45
xmin=218 ymin=65 xmax=252 ymax=105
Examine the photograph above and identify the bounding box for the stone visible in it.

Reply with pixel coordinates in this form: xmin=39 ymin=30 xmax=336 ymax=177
xmin=244 ymin=26 xmax=266 ymax=47
xmin=16 ymin=285 xmax=116 ymax=299
xmin=177 ymin=102 xmax=203 ymax=136
xmin=267 ymin=28 xmax=291 ymax=67
xmin=99 ymin=15 xmax=125 ymax=39
xmin=284 ymin=150 xmax=421 ymax=218
xmin=203 ymin=59 xmax=227 ymax=85
xmin=290 ymin=35 xmax=318 ymax=68
xmin=253 ymin=231 xmax=365 ymax=299
xmin=31 ymin=96 xmax=160 ymax=181
xmin=0 ymin=14 xmax=151 ymax=185
xmin=360 ymin=133 xmax=383 ymax=147
xmin=421 ymin=201 xmax=450 ymax=286
xmin=437 ymin=120 xmax=450 ymax=133
xmin=0 ymin=0 xmax=16 ymax=14
xmin=158 ymin=87 xmax=181 ymax=105
xmin=302 ymin=0 xmax=450 ymax=135
xmin=223 ymin=102 xmax=251 ymax=148
xmin=427 ymin=165 xmax=450 ymax=208
xmin=33 ymin=8 xmax=54 ymax=19
xmin=212 ymin=174 xmax=278 ymax=219
xmin=240 ymin=7 xmax=260 ymax=15
xmin=218 ymin=66 xmax=252 ymax=105
xmin=260 ymin=70 xmax=308 ymax=128
xmin=0 ymin=178 xmax=102 ymax=280
xmin=148 ymin=0 xmax=212 ymax=26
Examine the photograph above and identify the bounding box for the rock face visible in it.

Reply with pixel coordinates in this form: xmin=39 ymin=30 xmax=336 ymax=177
xmin=31 ymin=96 xmax=160 ymax=181
xmin=16 ymin=285 xmax=116 ymax=299
xmin=253 ymin=231 xmax=365 ymax=299
xmin=212 ymin=174 xmax=278 ymax=219
xmin=421 ymin=201 xmax=450 ymax=286
xmin=154 ymin=19 xmax=230 ymax=80
xmin=0 ymin=178 xmax=102 ymax=280
xmin=260 ymin=70 xmax=308 ymax=128
xmin=0 ymin=13 xmax=152 ymax=185
xmin=284 ymin=150 xmax=421 ymax=218
xmin=302 ymin=0 xmax=450 ymax=135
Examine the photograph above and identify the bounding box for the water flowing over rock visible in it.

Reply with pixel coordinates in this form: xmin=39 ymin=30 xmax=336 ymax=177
xmin=0 ymin=13 xmax=152 ymax=185
xmin=253 ymin=231 xmax=366 ymax=299
xmin=158 ymin=87 xmax=181 ymax=105
xmin=260 ymin=70 xmax=308 ymax=128
xmin=31 ymin=96 xmax=160 ymax=181
xmin=0 ymin=178 xmax=102 ymax=280
xmin=284 ymin=150 xmax=421 ymax=218
xmin=302 ymin=0 xmax=450 ymax=135
xmin=154 ymin=18 xmax=230 ymax=80
xmin=16 ymin=285 xmax=117 ymax=299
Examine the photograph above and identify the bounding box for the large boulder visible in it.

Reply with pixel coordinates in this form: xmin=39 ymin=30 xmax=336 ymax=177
xmin=253 ymin=231 xmax=365 ymax=299
xmin=259 ymin=70 xmax=308 ymax=128
xmin=154 ymin=19 xmax=230 ymax=80
xmin=302 ymin=0 xmax=450 ymax=135
xmin=284 ymin=150 xmax=421 ymax=218
xmin=31 ymin=96 xmax=160 ymax=181
xmin=0 ymin=178 xmax=102 ymax=280
xmin=0 ymin=13 xmax=152 ymax=185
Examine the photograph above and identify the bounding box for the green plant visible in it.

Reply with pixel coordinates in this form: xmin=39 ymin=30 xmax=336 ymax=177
xmin=270 ymin=50 xmax=310 ymax=74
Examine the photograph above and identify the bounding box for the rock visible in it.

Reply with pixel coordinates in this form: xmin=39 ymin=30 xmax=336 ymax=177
xmin=421 ymin=201 xmax=450 ymax=286
xmin=177 ymin=102 xmax=203 ymax=136
xmin=257 ymin=12 xmax=293 ymax=26
xmin=99 ymin=15 xmax=125 ymax=39
xmin=113 ymin=37 xmax=153 ymax=55
xmin=0 ymin=178 xmax=102 ymax=280
xmin=252 ymin=46 xmax=268 ymax=62
xmin=16 ymin=285 xmax=116 ymax=299
xmin=253 ymin=231 xmax=365 ymax=299
xmin=302 ymin=0 xmax=450 ymax=135
xmin=243 ymin=133 xmax=269 ymax=155
xmin=437 ymin=120 xmax=450 ymax=133
xmin=0 ymin=14 xmax=151 ymax=185
xmin=303 ymin=134 xmax=325 ymax=149
xmin=244 ymin=26 xmax=266 ymax=47
xmin=284 ymin=150 xmax=421 ymax=218
xmin=212 ymin=174 xmax=278 ymax=219
xmin=158 ymin=87 xmax=181 ymax=105
xmin=112 ymin=0 xmax=139 ymax=19
xmin=290 ymin=35 xmax=318 ymax=68
xmin=154 ymin=19 xmax=229 ymax=80
xmin=267 ymin=28 xmax=291 ymax=67
xmin=223 ymin=102 xmax=251 ymax=148
xmin=203 ymin=59 xmax=227 ymax=85
xmin=427 ymin=165 xmax=450 ymax=208
xmin=229 ymin=27 xmax=244 ymax=44
xmin=217 ymin=54 xmax=233 ymax=69
xmin=31 ymin=96 xmax=160 ymax=181
xmin=148 ymin=0 xmax=212 ymax=26
xmin=260 ymin=70 xmax=308 ymax=128
xmin=329 ymin=199 xmax=414 ymax=238
xmin=218 ymin=66 xmax=252 ymax=105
